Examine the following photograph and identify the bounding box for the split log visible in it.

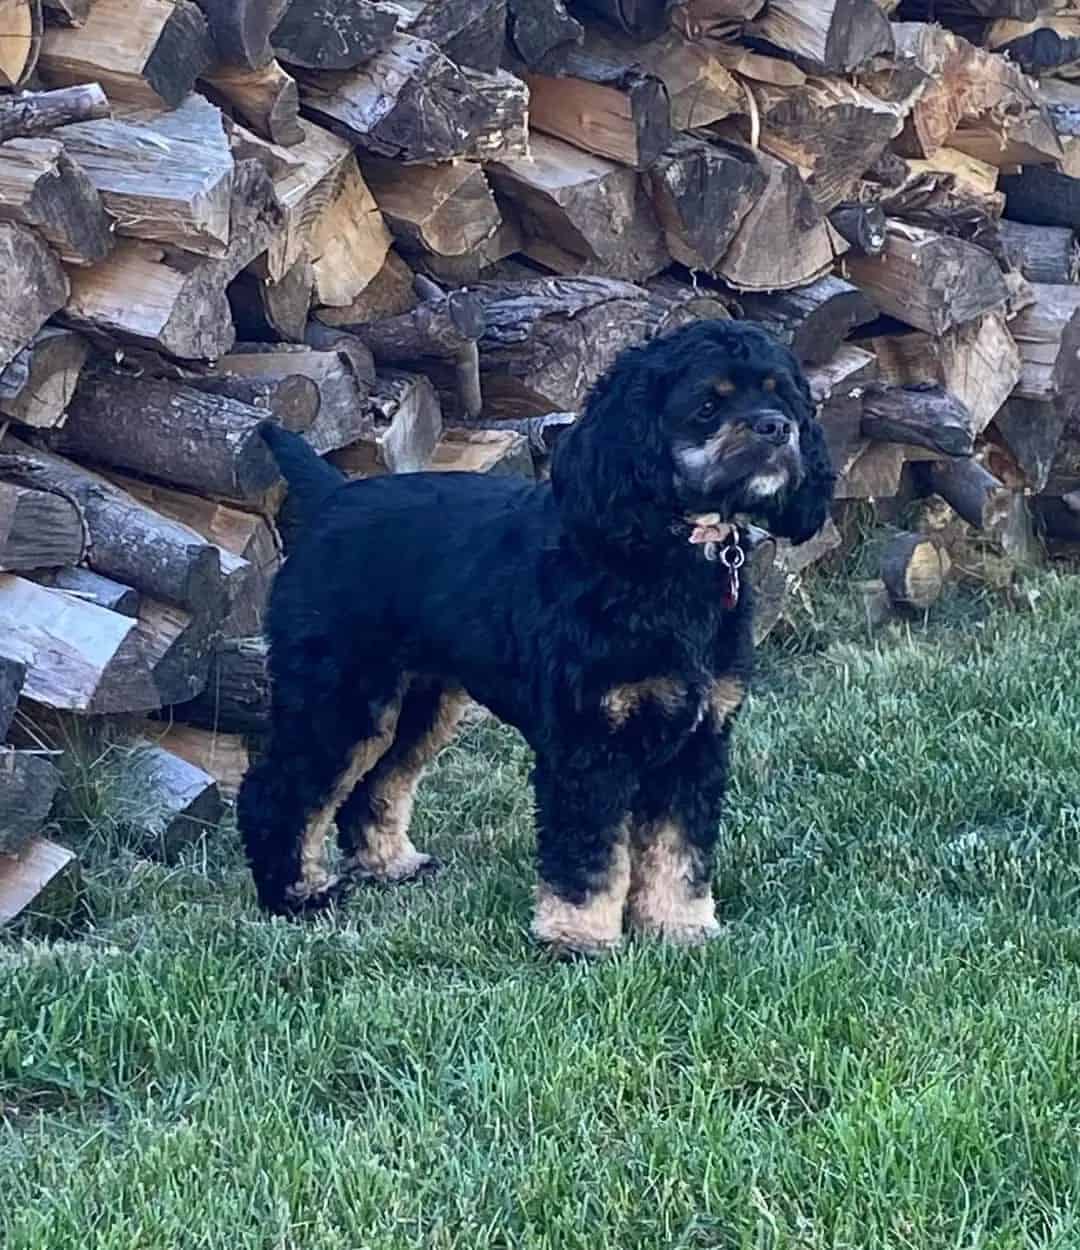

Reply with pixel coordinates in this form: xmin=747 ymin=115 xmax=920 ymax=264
xmin=297 ymin=36 xmax=529 ymax=164
xmin=355 ymin=369 xmax=442 ymax=474
xmin=0 ymin=224 xmax=68 ymax=372
xmin=202 ymin=59 xmax=304 ymax=147
xmin=430 ymin=428 xmax=534 ymax=478
xmin=845 ymin=222 xmax=1008 ymax=336
xmin=860 ymin=383 xmax=975 ymax=457
xmin=272 ymin=0 xmax=396 ymax=71
xmin=712 ymin=147 xmax=842 ymax=292
xmin=407 ymin=0 xmax=509 ymax=73
xmin=1 ymin=438 xmax=228 ymax=612
xmin=744 ymin=78 xmax=905 ymax=213
xmin=0 ymin=836 xmax=82 ymax=930
xmin=646 ymin=136 xmax=763 ymax=273
xmin=229 ymin=254 xmax=314 ymax=344
xmin=862 ymin=313 xmax=1020 ymax=435
xmin=342 ymin=287 xmax=484 ymax=365
xmin=525 ymin=50 xmax=671 ymax=169
xmin=0 ymin=137 xmax=111 ymax=266
xmin=835 ymin=442 xmax=907 ymax=501
xmin=41 ymin=567 xmax=138 ymax=616
xmin=506 ymin=0 xmax=582 ymax=69
xmin=39 ymin=0 xmax=214 ymax=109
xmin=0 ymin=751 xmax=60 ymax=853
xmin=301 ymin=321 xmax=376 ymax=382
xmin=0 ymin=651 xmax=25 ymax=741
xmin=315 ymin=249 xmax=416 ymax=326
xmin=125 ymin=740 xmax=225 ymax=857
xmin=880 ymin=531 xmax=948 ymax=610
xmin=56 ymin=372 xmax=281 ymax=505
xmin=489 ymin=134 xmax=668 ymax=282
xmin=0 ymin=479 xmax=85 ymax=570
xmin=129 ymin=720 xmax=248 ymax=798
xmin=0 ymin=82 xmax=108 ymax=143
xmin=807 ymin=343 xmax=878 ymax=480
xmin=738 ymin=276 xmax=876 ymax=366
xmin=363 ymin=158 xmax=501 ymax=264
xmin=751 ymin=0 xmax=893 ymax=73
xmin=135 ymin=596 xmax=220 ymax=708
xmin=177 ymin=634 xmax=269 ymax=735
xmin=574 ymin=0 xmax=670 ymax=38
xmin=0 ymin=0 xmax=41 ymax=90
xmin=408 ymin=217 xmax=523 ymax=287
xmin=194 ymin=0 xmax=287 ymax=68
xmin=183 ymin=369 xmax=320 ymax=433
xmin=1007 ymin=286 xmax=1080 ymax=403
xmin=675 ymin=0 xmax=764 ymax=32
xmin=42 ymin=0 xmax=89 ymax=25
xmin=890 ymin=22 xmax=1060 ymax=168
xmin=0 ymin=574 xmax=160 ymax=713
xmin=57 ymin=93 xmax=234 ymax=257
xmin=999 ymin=221 xmax=1077 ymax=285
xmin=1000 ymin=166 xmax=1080 ymax=232
xmin=308 ymin=155 xmax=393 ymax=308
xmin=106 ymin=472 xmax=280 ymax=635
xmin=990 ymin=397 xmax=1068 ymax=496
xmin=0 ymin=327 xmax=90 ymax=429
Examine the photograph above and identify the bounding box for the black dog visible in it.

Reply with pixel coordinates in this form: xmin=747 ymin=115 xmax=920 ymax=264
xmin=238 ymin=320 xmax=835 ymax=956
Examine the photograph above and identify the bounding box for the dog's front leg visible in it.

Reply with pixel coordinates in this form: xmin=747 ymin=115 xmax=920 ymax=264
xmin=530 ymin=755 xmax=637 ymax=959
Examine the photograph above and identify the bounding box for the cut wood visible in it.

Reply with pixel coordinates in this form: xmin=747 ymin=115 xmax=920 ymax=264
xmin=135 ymin=596 xmax=220 ymax=708
xmin=999 ymin=221 xmax=1078 ymax=285
xmin=229 ymin=254 xmax=314 ymax=344
xmin=0 ymin=137 xmax=111 ymax=266
xmin=183 ymin=368 xmax=320 ymax=433
xmin=42 ymin=0 xmax=90 ymax=24
xmin=0 ymin=836 xmax=82 ymax=929
xmin=1007 ymin=285 xmax=1080 ymax=403
xmin=0 ymin=479 xmax=85 ymax=570
xmin=129 ymin=720 xmax=248 ymax=798
xmin=1 ymin=437 xmax=228 ymax=612
xmin=297 ymin=36 xmax=529 ymax=164
xmin=880 ymin=531 xmax=948 ymax=610
xmin=0 ymin=0 xmax=42 ymax=90
xmin=751 ymin=0 xmax=893 ymax=73
xmin=177 ymin=634 xmax=269 ymax=735
xmin=202 ymin=59 xmax=304 ymax=147
xmin=890 ymin=22 xmax=1060 ymax=168
xmin=738 ymin=276 xmax=876 ymax=366
xmin=0 ymin=651 xmax=25 ymax=741
xmin=0 ymin=750 xmax=60 ymax=853
xmin=0 ymin=82 xmax=108 ymax=143
xmin=58 ymin=94 xmax=234 ymax=257
xmin=575 ymin=0 xmax=671 ymax=38
xmin=40 ymin=0 xmax=214 ymax=109
xmin=862 ymin=313 xmax=1020 ymax=435
xmin=0 ymin=326 xmax=89 ymax=429
xmin=314 ymin=248 xmax=416 ymax=326
xmin=745 ymin=78 xmax=905 ymax=213
xmin=272 ymin=0 xmax=396 ymax=71
xmin=301 ymin=321 xmax=376 ymax=382
xmin=525 ymin=50 xmax=671 ymax=169
xmin=990 ymin=397 xmax=1068 ymax=496
xmin=308 ymin=155 xmax=393 ymax=308
xmin=195 ymin=0 xmax=287 ymax=68
xmin=56 ymin=371 xmax=281 ymax=505
xmin=489 ymin=134 xmax=668 ymax=282
xmin=713 ymin=147 xmax=842 ymax=292
xmin=362 ymin=369 xmax=442 ymax=473
xmin=41 ymin=567 xmax=139 ymax=617
xmin=0 ymin=223 xmax=68 ymax=372
xmin=845 ymin=222 xmax=1008 ymax=335
xmin=430 ymin=427 xmax=534 ymax=478
xmin=408 ymin=0 xmax=509 ymax=73
xmin=0 ymin=574 xmax=160 ymax=713
xmin=860 ymin=383 xmax=975 ymax=457
xmin=363 ymin=158 xmax=501 ymax=263
xmin=342 ymin=287 xmax=485 ymax=364
xmin=124 ymin=740 xmax=225 ymax=857
xmin=646 ymin=136 xmax=764 ymax=273
xmin=835 ymin=441 xmax=907 ymax=501
xmin=807 ymin=343 xmax=878 ymax=483
xmin=506 ymin=0 xmax=582 ymax=70
xmin=919 ymin=458 xmax=1013 ymax=532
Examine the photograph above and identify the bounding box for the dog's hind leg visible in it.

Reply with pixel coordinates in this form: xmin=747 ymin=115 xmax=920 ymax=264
xmin=530 ymin=755 xmax=638 ymax=958
xmin=336 ymin=679 xmax=469 ymax=884
xmin=238 ymin=675 xmax=404 ymax=915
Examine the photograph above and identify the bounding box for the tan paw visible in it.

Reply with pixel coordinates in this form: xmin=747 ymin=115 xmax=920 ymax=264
xmin=344 ymin=848 xmax=441 ymax=885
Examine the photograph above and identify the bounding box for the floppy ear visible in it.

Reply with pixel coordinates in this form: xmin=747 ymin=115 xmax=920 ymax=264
xmin=757 ymin=362 xmax=837 ymax=545
xmin=550 ymin=344 xmax=674 ymax=552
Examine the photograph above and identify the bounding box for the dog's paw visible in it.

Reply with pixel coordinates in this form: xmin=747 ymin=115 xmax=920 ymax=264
xmin=531 ymin=895 xmax=624 ymax=960
xmin=629 ymin=917 xmax=723 ymax=947
xmin=344 ymin=849 xmax=443 ymax=886
xmin=275 ymin=874 xmax=348 ymax=917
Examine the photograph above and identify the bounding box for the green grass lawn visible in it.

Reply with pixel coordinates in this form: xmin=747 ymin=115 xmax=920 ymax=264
xmin=5 ymin=573 xmax=1080 ymax=1249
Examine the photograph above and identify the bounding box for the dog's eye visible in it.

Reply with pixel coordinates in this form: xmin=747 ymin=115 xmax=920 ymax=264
xmin=694 ymin=399 xmax=719 ymax=423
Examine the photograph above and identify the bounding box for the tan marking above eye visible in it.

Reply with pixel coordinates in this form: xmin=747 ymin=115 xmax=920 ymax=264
xmin=762 ymin=376 xmax=777 ymax=392
xmin=712 ymin=378 xmax=736 ymax=396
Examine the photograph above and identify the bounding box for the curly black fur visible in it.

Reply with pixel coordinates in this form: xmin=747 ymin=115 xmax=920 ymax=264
xmin=238 ymin=320 xmax=836 ymax=954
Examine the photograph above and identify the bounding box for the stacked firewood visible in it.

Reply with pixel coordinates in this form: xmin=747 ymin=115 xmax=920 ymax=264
xmin=4 ymin=0 xmax=1080 ymax=920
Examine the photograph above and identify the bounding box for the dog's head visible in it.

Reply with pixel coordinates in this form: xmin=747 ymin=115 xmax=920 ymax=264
xmin=551 ymin=320 xmax=836 ymax=558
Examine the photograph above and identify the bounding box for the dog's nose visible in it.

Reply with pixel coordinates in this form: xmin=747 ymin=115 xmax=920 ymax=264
xmin=753 ymin=413 xmax=792 ymax=445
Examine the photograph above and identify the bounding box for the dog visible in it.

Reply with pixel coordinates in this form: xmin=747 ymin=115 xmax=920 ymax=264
xmin=238 ymin=319 xmax=836 ymax=957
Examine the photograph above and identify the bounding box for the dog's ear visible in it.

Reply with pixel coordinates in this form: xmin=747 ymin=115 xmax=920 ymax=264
xmin=758 ymin=360 xmax=837 ymax=546
xmin=550 ymin=345 xmax=673 ymax=550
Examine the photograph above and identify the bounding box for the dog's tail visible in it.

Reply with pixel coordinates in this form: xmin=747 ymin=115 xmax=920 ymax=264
xmin=261 ymin=423 xmax=345 ymax=526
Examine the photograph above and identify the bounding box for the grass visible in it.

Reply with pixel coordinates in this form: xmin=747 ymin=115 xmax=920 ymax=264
xmin=5 ymin=571 xmax=1080 ymax=1249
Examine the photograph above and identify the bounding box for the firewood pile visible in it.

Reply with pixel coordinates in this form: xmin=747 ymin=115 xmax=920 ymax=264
xmin=4 ymin=0 xmax=1080 ymax=920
